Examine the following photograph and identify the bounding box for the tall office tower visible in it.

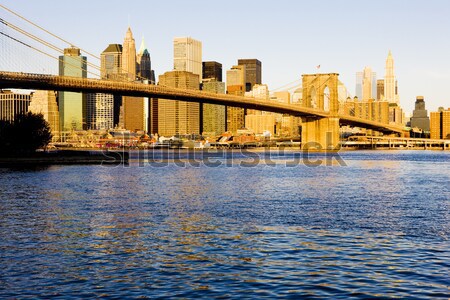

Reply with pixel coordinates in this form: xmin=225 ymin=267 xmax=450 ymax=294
xmin=86 ymin=93 xmax=114 ymax=130
xmin=121 ymin=27 xmax=146 ymax=132
xmin=201 ymin=61 xmax=224 ymax=135
xmin=158 ymin=71 xmax=200 ymax=136
xmin=202 ymin=80 xmax=226 ymax=136
xmin=122 ymin=27 xmax=136 ymax=81
xmin=384 ymin=51 xmax=399 ymax=104
xmin=100 ymin=44 xmax=123 ymax=128
xmin=0 ymin=90 xmax=31 ymax=122
xmin=237 ymin=59 xmax=262 ymax=92
xmin=226 ymin=65 xmax=246 ymax=133
xmin=28 ymin=91 xmax=60 ymax=136
xmin=410 ymin=96 xmax=430 ymax=131
xmin=136 ymin=37 xmax=152 ymax=81
xmin=59 ymin=47 xmax=87 ymax=131
xmin=355 ymin=71 xmax=363 ymax=99
xmin=173 ymin=37 xmax=202 ymax=77
xmin=377 ymin=79 xmax=384 ymax=100
xmin=202 ymin=61 xmax=222 ymax=82
xmin=430 ymin=107 xmax=450 ymax=139
xmin=356 ymin=67 xmax=377 ymax=100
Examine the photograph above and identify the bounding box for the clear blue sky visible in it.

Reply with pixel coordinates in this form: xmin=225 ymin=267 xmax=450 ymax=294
xmin=1 ymin=0 xmax=450 ymax=113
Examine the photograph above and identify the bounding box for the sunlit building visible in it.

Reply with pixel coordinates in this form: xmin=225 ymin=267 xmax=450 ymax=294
xmin=28 ymin=90 xmax=59 ymax=135
xmin=100 ymin=44 xmax=123 ymax=127
xmin=202 ymin=80 xmax=226 ymax=136
xmin=173 ymin=37 xmax=202 ymax=77
xmin=238 ymin=59 xmax=262 ymax=92
xmin=356 ymin=67 xmax=376 ymax=100
xmin=226 ymin=65 xmax=246 ymax=133
xmin=58 ymin=47 xmax=87 ymax=131
xmin=430 ymin=107 xmax=450 ymax=139
xmin=384 ymin=51 xmax=399 ymax=104
xmin=0 ymin=90 xmax=31 ymax=122
xmin=158 ymin=71 xmax=200 ymax=136
xmin=86 ymin=93 xmax=114 ymax=130
xmin=410 ymin=96 xmax=430 ymax=132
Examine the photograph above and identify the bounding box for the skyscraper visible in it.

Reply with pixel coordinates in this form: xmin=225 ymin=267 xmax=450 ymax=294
xmin=122 ymin=27 xmax=136 ymax=81
xmin=377 ymin=79 xmax=384 ymax=100
xmin=158 ymin=71 xmax=200 ymax=136
xmin=384 ymin=51 xmax=398 ymax=104
xmin=202 ymin=61 xmax=222 ymax=82
xmin=410 ymin=96 xmax=430 ymax=132
xmin=121 ymin=27 xmax=147 ymax=132
xmin=237 ymin=59 xmax=262 ymax=92
xmin=100 ymin=44 xmax=123 ymax=128
xmin=86 ymin=93 xmax=114 ymax=130
xmin=356 ymin=67 xmax=377 ymax=100
xmin=226 ymin=65 xmax=246 ymax=133
xmin=173 ymin=37 xmax=202 ymax=77
xmin=201 ymin=61 xmax=225 ymax=135
xmin=59 ymin=47 xmax=87 ymax=131
xmin=137 ymin=37 xmax=152 ymax=82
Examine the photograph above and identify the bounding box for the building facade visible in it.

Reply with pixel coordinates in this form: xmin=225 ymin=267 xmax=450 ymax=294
xmin=58 ymin=47 xmax=87 ymax=131
xmin=202 ymin=61 xmax=222 ymax=82
xmin=237 ymin=59 xmax=262 ymax=92
xmin=430 ymin=107 xmax=450 ymax=139
xmin=0 ymin=90 xmax=31 ymax=122
xmin=410 ymin=96 xmax=430 ymax=132
xmin=202 ymin=80 xmax=226 ymax=136
xmin=86 ymin=93 xmax=114 ymax=130
xmin=173 ymin=37 xmax=202 ymax=77
xmin=158 ymin=71 xmax=200 ymax=136
xmin=28 ymin=90 xmax=59 ymax=136
xmin=384 ymin=51 xmax=399 ymax=104
xmin=226 ymin=65 xmax=246 ymax=133
xmin=356 ymin=67 xmax=377 ymax=100
xmin=100 ymin=44 xmax=123 ymax=127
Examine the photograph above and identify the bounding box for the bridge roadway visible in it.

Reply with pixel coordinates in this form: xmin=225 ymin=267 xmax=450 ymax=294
xmin=0 ymin=71 xmax=403 ymax=134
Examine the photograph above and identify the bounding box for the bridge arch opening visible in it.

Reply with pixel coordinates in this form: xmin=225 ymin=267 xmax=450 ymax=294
xmin=323 ymin=86 xmax=330 ymax=112
xmin=309 ymin=87 xmax=317 ymax=109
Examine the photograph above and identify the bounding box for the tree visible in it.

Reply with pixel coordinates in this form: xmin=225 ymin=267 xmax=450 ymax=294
xmin=0 ymin=112 xmax=52 ymax=156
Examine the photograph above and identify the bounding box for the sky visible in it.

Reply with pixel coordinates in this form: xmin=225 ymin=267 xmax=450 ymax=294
xmin=1 ymin=0 xmax=450 ymax=113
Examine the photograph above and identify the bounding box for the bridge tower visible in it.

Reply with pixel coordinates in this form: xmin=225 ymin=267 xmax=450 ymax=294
xmin=301 ymin=73 xmax=340 ymax=150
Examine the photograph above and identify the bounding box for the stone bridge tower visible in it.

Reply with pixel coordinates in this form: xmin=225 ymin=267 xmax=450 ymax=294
xmin=301 ymin=73 xmax=340 ymax=150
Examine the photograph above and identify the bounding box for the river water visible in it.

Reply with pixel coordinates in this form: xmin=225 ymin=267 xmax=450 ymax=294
xmin=0 ymin=150 xmax=449 ymax=299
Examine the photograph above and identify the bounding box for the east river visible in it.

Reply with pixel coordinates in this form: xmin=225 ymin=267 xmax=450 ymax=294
xmin=0 ymin=150 xmax=449 ymax=299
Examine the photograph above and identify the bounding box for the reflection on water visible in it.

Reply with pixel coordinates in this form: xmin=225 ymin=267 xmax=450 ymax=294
xmin=0 ymin=151 xmax=449 ymax=299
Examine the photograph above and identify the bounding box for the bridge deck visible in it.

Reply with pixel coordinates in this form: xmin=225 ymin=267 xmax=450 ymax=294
xmin=0 ymin=71 xmax=403 ymax=134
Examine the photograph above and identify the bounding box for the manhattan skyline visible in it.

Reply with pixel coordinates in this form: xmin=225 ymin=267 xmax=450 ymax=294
xmin=1 ymin=0 xmax=449 ymax=113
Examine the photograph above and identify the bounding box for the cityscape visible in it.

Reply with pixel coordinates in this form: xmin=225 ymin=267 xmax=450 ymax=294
xmin=0 ymin=1 xmax=449 ymax=299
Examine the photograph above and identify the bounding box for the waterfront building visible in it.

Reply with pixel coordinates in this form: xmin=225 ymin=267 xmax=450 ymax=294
xmin=202 ymin=61 xmax=222 ymax=82
xmin=0 ymin=90 xmax=31 ymax=122
xmin=100 ymin=44 xmax=123 ymax=127
xmin=245 ymin=114 xmax=276 ymax=135
xmin=58 ymin=47 xmax=87 ymax=131
xmin=86 ymin=93 xmax=114 ymax=130
xmin=410 ymin=96 xmax=430 ymax=132
xmin=238 ymin=59 xmax=262 ymax=92
xmin=158 ymin=71 xmax=200 ymax=136
xmin=430 ymin=107 xmax=450 ymax=139
xmin=226 ymin=65 xmax=246 ymax=133
xmin=28 ymin=90 xmax=59 ymax=136
xmin=344 ymin=98 xmax=389 ymax=124
xmin=173 ymin=37 xmax=202 ymax=78
xmin=202 ymin=80 xmax=226 ymax=136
